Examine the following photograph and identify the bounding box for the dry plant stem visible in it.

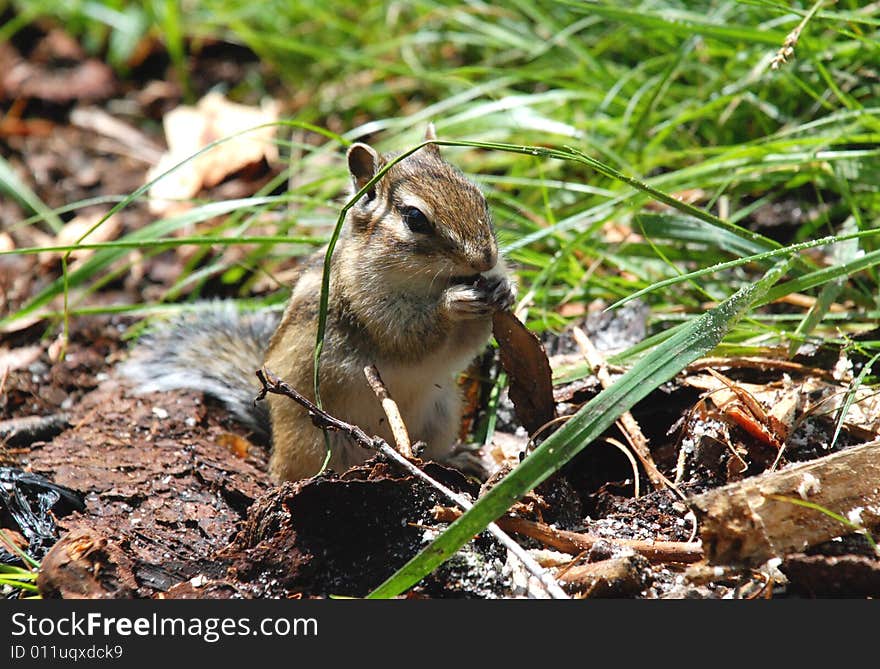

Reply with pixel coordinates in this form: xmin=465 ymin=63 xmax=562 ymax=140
xmin=769 ymin=0 xmax=826 ymax=70
xmin=690 ymin=438 xmax=880 ymax=564
xmin=256 ymin=368 xmax=374 ymax=446
xmin=705 ymin=368 xmax=775 ymax=425
xmin=605 ymin=435 xmax=641 ymax=498
xmin=552 ymin=549 xmax=590 ymax=580
xmin=433 ymin=506 xmax=704 ymax=564
xmin=571 ymin=326 xmax=676 ymax=494
xmin=774 ymin=291 xmax=845 ymax=313
xmin=255 ymin=368 xmax=569 ymax=599
xmin=556 ymin=555 xmax=650 ymax=597
xmin=363 ymin=364 xmax=413 ymax=458
xmin=687 ymin=356 xmax=836 ymax=380
xmin=0 ymin=413 xmax=69 ymax=447
xmin=70 ymin=107 xmax=164 ymax=164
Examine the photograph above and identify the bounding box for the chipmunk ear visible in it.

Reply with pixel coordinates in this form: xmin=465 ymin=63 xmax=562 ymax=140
xmin=423 ymin=122 xmax=441 ymax=156
xmin=347 ymin=143 xmax=381 ymax=200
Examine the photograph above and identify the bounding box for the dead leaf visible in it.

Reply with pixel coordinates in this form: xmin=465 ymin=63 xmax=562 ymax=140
xmin=0 ymin=345 xmax=42 ymax=373
xmin=485 ymin=430 xmax=529 ymax=470
xmin=685 ymin=370 xmax=880 ymax=445
xmin=147 ymin=92 xmax=280 ymax=216
xmin=3 ymin=59 xmax=116 ymax=104
xmin=492 ymin=309 xmax=556 ymax=435
xmin=216 ymin=432 xmax=254 ymax=459
xmin=39 ymin=211 xmax=123 ymax=264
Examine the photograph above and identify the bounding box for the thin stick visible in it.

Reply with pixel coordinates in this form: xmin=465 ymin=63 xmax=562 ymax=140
xmin=255 ymin=367 xmax=569 ymax=599
xmin=433 ymin=506 xmax=704 ymax=564
xmin=686 ymin=356 xmax=837 ymax=380
xmin=363 ymin=364 xmax=413 ymax=458
xmin=571 ymin=326 xmax=679 ymax=495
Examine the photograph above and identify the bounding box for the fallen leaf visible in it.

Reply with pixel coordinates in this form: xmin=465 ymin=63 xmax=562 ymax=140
xmin=39 ymin=211 xmax=123 ymax=264
xmin=0 ymin=345 xmax=42 ymax=373
xmin=3 ymin=59 xmax=116 ymax=104
xmin=685 ymin=371 xmax=880 ymax=442
xmin=147 ymin=92 xmax=280 ymax=216
xmin=216 ymin=432 xmax=255 ymax=459
xmin=492 ymin=309 xmax=556 ymax=435
xmin=485 ymin=430 xmax=529 ymax=470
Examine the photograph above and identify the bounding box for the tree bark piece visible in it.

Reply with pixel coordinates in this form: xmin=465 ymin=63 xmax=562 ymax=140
xmin=781 ymin=553 xmax=880 ymax=598
xmin=689 ymin=439 xmax=880 ymax=565
xmin=37 ymin=528 xmax=137 ymax=599
xmin=0 ymin=414 xmax=69 ymax=447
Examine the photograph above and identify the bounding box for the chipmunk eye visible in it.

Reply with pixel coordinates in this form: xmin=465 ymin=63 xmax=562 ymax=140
xmin=400 ymin=206 xmax=432 ymax=234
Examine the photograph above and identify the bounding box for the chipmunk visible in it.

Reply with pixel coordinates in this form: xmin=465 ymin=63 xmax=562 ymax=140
xmin=121 ymin=124 xmax=515 ymax=482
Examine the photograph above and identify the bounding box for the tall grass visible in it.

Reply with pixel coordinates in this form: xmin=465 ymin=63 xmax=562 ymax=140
xmin=4 ymin=0 xmax=879 ymax=596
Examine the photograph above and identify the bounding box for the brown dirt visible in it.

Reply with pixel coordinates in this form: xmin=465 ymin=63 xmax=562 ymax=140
xmin=2 ymin=18 xmax=878 ymax=600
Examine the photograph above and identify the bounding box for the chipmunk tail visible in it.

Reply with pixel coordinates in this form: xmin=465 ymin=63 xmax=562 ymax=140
xmin=119 ymin=301 xmax=279 ymax=443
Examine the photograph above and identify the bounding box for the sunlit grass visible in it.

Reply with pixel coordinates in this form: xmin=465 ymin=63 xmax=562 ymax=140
xmin=4 ymin=0 xmax=879 ymax=597
xmin=0 ymin=530 xmax=41 ymax=599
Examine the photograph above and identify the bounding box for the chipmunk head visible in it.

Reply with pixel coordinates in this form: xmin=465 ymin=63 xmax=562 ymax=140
xmin=345 ymin=124 xmax=498 ymax=280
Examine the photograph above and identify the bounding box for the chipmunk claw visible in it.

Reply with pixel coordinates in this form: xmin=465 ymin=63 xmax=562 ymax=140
xmin=481 ymin=274 xmax=516 ymax=311
xmin=443 ymin=275 xmax=516 ymax=319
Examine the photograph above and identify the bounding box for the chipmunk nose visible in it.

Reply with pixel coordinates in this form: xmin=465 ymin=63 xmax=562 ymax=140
xmin=470 ymin=247 xmax=497 ymax=273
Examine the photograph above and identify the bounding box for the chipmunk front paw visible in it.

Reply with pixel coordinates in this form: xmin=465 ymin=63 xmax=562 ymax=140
xmin=443 ymin=274 xmax=516 ymax=319
xmin=479 ymin=274 xmax=516 ymax=312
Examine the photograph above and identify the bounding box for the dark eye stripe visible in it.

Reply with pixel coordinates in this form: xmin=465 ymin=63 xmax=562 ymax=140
xmin=400 ymin=206 xmax=432 ymax=234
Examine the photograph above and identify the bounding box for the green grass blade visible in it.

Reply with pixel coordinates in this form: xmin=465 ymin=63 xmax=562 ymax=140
xmin=0 ymin=196 xmax=283 ymax=329
xmin=0 ymin=154 xmax=64 ymax=233
xmin=368 ymin=257 xmax=795 ymax=598
xmin=761 ymin=247 xmax=880 ymax=306
xmin=609 ymin=227 xmax=880 ymax=311
xmin=829 ymin=351 xmax=880 ymax=451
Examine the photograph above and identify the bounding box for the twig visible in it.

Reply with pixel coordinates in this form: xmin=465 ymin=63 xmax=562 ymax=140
xmin=255 ymin=367 xmax=569 ymax=599
xmin=571 ymin=326 xmax=680 ymax=496
xmin=604 ymin=435 xmax=641 ymax=499
xmin=256 ymin=368 xmax=374 ymax=444
xmin=686 ymin=356 xmax=837 ymax=380
xmin=0 ymin=414 xmax=69 ymax=447
xmin=363 ymin=364 xmax=413 ymax=458
xmin=556 ymin=555 xmax=651 ymax=597
xmin=433 ymin=506 xmax=704 ymax=564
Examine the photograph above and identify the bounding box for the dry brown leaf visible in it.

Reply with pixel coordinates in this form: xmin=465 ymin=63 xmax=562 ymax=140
xmin=147 ymin=92 xmax=280 ymax=216
xmin=39 ymin=211 xmax=123 ymax=264
xmin=3 ymin=59 xmax=116 ymax=104
xmin=484 ymin=430 xmax=529 ymax=470
xmin=0 ymin=345 xmax=42 ymax=373
xmin=492 ymin=309 xmax=556 ymax=435
xmin=685 ymin=371 xmax=880 ymax=440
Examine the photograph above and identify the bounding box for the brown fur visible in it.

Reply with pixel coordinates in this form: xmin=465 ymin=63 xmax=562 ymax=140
xmin=263 ymin=132 xmax=514 ymax=481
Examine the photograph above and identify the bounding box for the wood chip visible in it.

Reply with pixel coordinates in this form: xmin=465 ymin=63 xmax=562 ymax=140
xmin=690 ymin=439 xmax=880 ymax=564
